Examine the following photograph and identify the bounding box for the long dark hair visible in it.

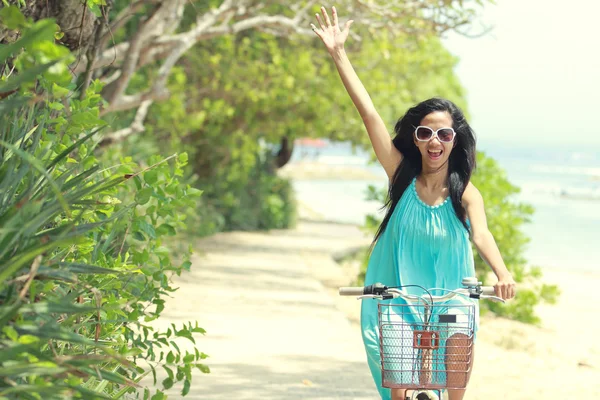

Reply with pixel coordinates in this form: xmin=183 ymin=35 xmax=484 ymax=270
xmin=372 ymin=98 xmax=476 ymax=245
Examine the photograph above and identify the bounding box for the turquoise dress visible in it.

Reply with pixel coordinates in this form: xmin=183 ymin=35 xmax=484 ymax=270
xmin=360 ymin=177 xmax=478 ymax=399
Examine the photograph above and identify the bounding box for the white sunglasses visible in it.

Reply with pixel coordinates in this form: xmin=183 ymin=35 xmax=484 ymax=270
xmin=414 ymin=126 xmax=456 ymax=143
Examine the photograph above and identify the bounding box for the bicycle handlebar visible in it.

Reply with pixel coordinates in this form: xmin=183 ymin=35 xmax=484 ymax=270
xmin=480 ymin=286 xmax=496 ymax=296
xmin=339 ymin=287 xmax=366 ymax=296
xmin=338 ymin=281 xmax=504 ymax=303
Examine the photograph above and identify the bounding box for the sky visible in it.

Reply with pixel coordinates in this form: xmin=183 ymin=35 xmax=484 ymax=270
xmin=442 ymin=0 xmax=600 ymax=150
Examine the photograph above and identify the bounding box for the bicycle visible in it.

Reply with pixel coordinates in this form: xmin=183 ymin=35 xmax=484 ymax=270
xmin=339 ymin=277 xmax=505 ymax=400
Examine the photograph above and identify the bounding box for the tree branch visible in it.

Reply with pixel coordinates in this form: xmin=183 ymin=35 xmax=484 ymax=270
xmin=101 ymin=2 xmax=185 ymax=105
xmin=100 ymin=86 xmax=168 ymax=115
xmin=80 ymin=18 xmax=104 ymax=100
xmin=98 ymin=0 xmax=153 ymax=50
xmin=99 ymin=100 xmax=153 ymax=146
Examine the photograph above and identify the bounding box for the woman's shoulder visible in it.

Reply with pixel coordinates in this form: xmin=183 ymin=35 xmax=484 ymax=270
xmin=462 ymin=181 xmax=483 ymax=207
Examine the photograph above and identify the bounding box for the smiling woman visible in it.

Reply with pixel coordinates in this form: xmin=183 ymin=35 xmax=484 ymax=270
xmin=311 ymin=5 xmax=516 ymax=400
xmin=413 ymin=112 xmax=457 ymax=168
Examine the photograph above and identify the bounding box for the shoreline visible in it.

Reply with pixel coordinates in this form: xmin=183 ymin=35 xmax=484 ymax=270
xmin=278 ymin=160 xmax=385 ymax=181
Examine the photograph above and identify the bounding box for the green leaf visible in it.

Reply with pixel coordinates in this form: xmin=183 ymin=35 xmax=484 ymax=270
xmin=48 ymin=101 xmax=64 ymax=110
xmin=181 ymin=261 xmax=192 ymax=272
xmin=77 ymin=366 xmax=134 ymax=386
xmin=69 ymin=385 xmax=112 ymax=399
xmin=135 ymin=187 xmax=153 ymax=205
xmin=0 ymin=140 xmax=70 ymax=215
xmin=52 ymin=83 xmax=70 ymax=98
xmin=151 ymin=365 xmax=157 ymax=385
xmin=133 ymin=231 xmax=146 ymax=241
xmin=70 ymin=111 xmax=106 ymax=128
xmin=156 ymin=224 xmax=176 ymax=236
xmin=136 ymin=219 xmax=156 ymax=239
xmin=166 ymin=351 xmax=175 ymax=363
xmin=0 ymin=238 xmax=72 ymax=284
xmin=182 ymin=379 xmax=191 ymax=396
xmin=151 ymin=391 xmax=166 ymax=400
xmin=20 ymin=301 xmax=97 ymax=315
xmin=162 ymin=377 xmax=174 ymax=390
xmin=0 ymin=19 xmax=55 ymax=62
xmin=0 ymin=301 xmax=23 ymax=330
xmin=186 ymin=187 xmax=203 ymax=197
xmin=15 ymin=323 xmax=101 ymax=347
xmin=0 ymin=61 xmax=58 ymax=93
xmin=0 ymin=362 xmax=68 ymax=378
xmin=163 ymin=365 xmax=174 ymax=380
xmin=196 ymin=364 xmax=210 ymax=373
xmin=169 ymin=340 xmax=180 ymax=354
xmin=0 ymin=343 xmax=37 ymax=363
xmin=0 ymin=6 xmax=27 ymax=30
xmin=191 ymin=326 xmax=206 ymax=334
xmin=144 ymin=170 xmax=159 ymax=185
xmin=48 ymin=262 xmax=118 ymax=275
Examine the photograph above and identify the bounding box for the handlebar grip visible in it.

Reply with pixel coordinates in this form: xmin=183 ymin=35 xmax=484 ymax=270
xmin=339 ymin=287 xmax=365 ymax=296
xmin=481 ymin=286 xmax=496 ymax=296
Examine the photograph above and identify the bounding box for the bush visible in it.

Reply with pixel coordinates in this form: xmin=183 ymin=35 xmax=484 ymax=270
xmin=199 ymin=150 xmax=297 ymax=235
xmin=0 ymin=14 xmax=207 ymax=399
xmin=356 ymin=152 xmax=559 ymax=323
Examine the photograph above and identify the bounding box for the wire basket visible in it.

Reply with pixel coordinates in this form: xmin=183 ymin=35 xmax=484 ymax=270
xmin=378 ymin=301 xmax=476 ymax=390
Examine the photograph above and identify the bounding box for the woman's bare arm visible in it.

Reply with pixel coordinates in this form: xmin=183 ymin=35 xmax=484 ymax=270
xmin=463 ymin=182 xmax=516 ymax=300
xmin=312 ymin=6 xmax=402 ymax=179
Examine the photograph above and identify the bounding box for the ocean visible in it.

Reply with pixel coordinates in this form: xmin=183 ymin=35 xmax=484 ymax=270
xmin=290 ymin=140 xmax=600 ymax=272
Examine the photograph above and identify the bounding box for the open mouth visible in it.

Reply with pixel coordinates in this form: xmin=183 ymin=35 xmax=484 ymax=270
xmin=427 ymin=149 xmax=443 ymax=160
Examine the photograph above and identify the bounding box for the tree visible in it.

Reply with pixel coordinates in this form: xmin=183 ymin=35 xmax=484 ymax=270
xmin=0 ymin=0 xmax=489 ymax=148
xmin=133 ymin=23 xmax=471 ymax=233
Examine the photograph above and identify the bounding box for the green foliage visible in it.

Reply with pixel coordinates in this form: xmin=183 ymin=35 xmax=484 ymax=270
xmin=132 ymin=22 xmax=469 ymax=235
xmin=135 ymin=33 xmax=311 ymax=235
xmin=357 ymin=153 xmax=560 ymax=323
xmin=0 ymin=10 xmax=207 ymax=398
xmin=224 ymin=153 xmax=297 ymax=232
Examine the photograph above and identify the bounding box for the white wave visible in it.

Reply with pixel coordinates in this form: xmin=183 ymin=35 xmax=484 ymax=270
xmin=530 ymin=164 xmax=600 ymax=177
xmin=519 ymin=181 xmax=600 ymax=201
xmin=559 ymin=187 xmax=600 ymax=200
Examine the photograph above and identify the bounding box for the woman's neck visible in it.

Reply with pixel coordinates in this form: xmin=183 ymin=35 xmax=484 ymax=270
xmin=418 ymin=164 xmax=448 ymax=189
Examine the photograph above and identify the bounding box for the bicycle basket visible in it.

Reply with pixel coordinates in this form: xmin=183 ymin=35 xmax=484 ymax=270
xmin=378 ymin=301 xmax=476 ymax=390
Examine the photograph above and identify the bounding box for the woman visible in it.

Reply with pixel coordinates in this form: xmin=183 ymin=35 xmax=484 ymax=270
xmin=311 ymin=6 xmax=516 ymax=400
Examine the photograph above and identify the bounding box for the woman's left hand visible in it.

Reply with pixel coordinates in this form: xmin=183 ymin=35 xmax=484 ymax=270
xmin=494 ymin=275 xmax=516 ymax=300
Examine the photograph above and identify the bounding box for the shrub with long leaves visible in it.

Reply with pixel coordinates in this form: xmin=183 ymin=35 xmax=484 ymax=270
xmin=0 ymin=13 xmax=207 ymax=399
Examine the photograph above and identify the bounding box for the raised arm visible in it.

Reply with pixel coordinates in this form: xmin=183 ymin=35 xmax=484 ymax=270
xmin=311 ymin=6 xmax=402 ymax=179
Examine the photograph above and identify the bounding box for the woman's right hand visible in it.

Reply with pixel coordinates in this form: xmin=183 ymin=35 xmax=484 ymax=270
xmin=311 ymin=6 xmax=354 ymax=54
